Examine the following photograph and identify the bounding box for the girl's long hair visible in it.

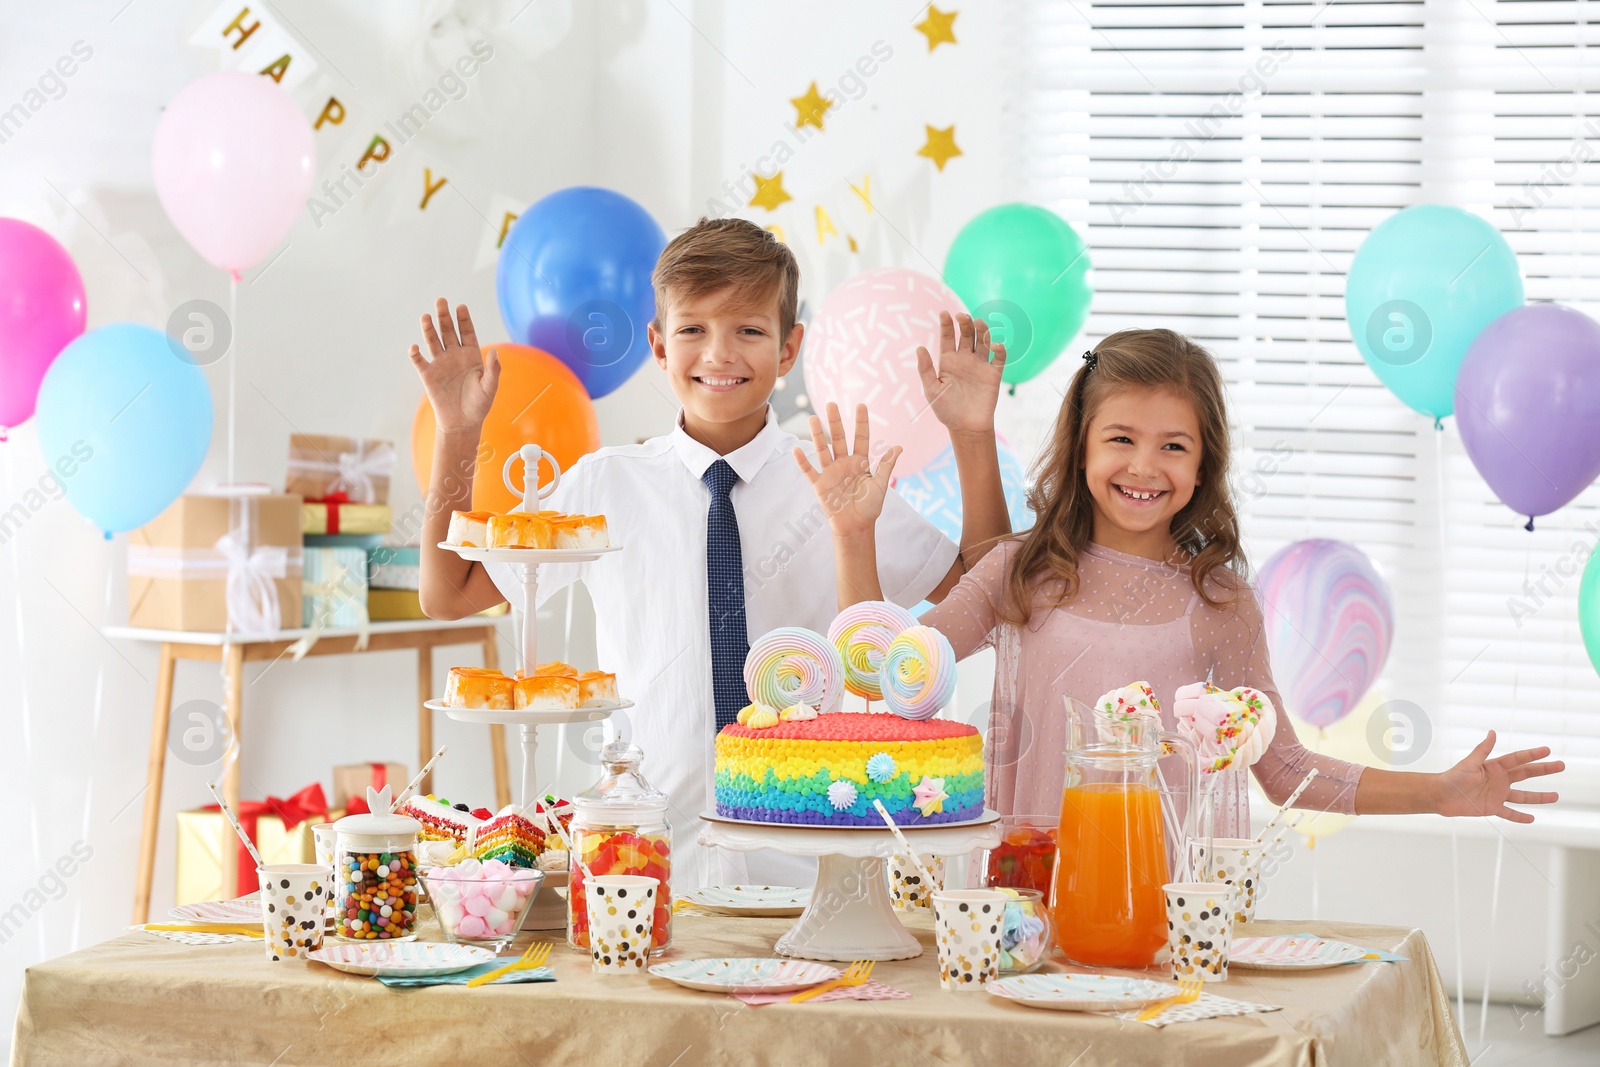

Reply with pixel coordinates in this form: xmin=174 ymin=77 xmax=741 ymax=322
xmin=1002 ymin=328 xmax=1246 ymax=624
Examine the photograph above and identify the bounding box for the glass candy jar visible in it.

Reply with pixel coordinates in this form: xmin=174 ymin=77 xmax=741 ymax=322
xmin=333 ymin=807 xmax=421 ymax=942
xmin=566 ymin=741 xmax=673 ymax=955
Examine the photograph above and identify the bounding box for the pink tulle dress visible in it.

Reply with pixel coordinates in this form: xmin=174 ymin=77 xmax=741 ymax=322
xmin=921 ymin=540 xmax=1366 ymax=838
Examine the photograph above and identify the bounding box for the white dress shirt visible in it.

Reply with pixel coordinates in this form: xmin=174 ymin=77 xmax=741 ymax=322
xmin=487 ymin=407 xmax=957 ymax=889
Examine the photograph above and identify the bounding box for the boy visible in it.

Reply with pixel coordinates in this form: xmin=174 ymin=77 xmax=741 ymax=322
xmin=411 ymin=217 xmax=1009 ymax=886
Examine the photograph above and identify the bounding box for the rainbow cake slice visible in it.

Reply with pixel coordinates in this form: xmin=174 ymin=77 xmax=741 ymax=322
xmin=714 ymin=713 xmax=984 ymax=826
xmin=401 ymin=795 xmax=486 ymax=844
xmin=473 ymin=806 xmax=547 ymax=868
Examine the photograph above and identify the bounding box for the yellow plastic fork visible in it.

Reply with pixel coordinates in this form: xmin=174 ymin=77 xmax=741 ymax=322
xmin=466 ymin=940 xmax=552 ymax=988
xmin=1136 ymin=974 xmax=1205 ymax=1021
xmin=789 ymin=959 xmax=874 ymax=1003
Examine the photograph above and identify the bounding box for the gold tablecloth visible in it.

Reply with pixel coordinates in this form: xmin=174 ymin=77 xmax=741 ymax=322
xmin=13 ymin=913 xmax=1467 ymax=1066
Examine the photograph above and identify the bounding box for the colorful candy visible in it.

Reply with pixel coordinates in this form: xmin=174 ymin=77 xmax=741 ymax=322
xmin=986 ymin=824 xmax=1058 ymax=900
xmin=424 ymin=860 xmax=543 ymax=943
xmin=744 ymin=627 xmax=845 ymax=713
xmin=827 ymin=600 xmax=917 ymax=700
xmin=335 ymin=847 xmax=418 ymax=940
xmin=1173 ymin=682 xmax=1278 ymax=773
xmin=879 ymin=625 xmax=955 ymax=720
xmin=566 ymin=828 xmax=671 ymax=954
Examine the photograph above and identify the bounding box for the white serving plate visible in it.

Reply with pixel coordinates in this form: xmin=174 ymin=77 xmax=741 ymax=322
xmin=682 ymin=885 xmax=811 ymax=917
xmin=986 ymin=973 xmax=1174 ymax=1012
xmin=169 ymin=897 xmax=260 ymax=924
xmin=308 ymin=941 xmax=495 ymax=977
xmin=648 ymin=957 xmax=839 ymax=993
xmin=430 ymin=698 xmax=632 ymax=726
xmin=1231 ymin=935 xmax=1370 ymax=971
xmin=437 ymin=542 xmax=621 ymax=565
xmin=701 ymin=810 xmax=999 ymax=833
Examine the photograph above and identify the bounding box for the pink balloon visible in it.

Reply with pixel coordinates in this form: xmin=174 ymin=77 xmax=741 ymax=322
xmin=801 ymin=268 xmax=969 ymax=475
xmin=152 ymin=72 xmax=314 ymax=276
xmin=0 ymin=219 xmax=86 ymax=431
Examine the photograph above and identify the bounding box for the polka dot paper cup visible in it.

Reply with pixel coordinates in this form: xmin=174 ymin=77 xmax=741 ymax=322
xmin=889 ymin=854 xmax=945 ymax=911
xmin=257 ymin=864 xmax=331 ymax=962
xmin=1163 ymin=882 xmax=1235 ymax=982
xmin=584 ymin=874 xmax=658 ymax=974
xmin=931 ymin=888 xmax=1006 ymax=990
xmin=1187 ymin=838 xmax=1260 ymax=925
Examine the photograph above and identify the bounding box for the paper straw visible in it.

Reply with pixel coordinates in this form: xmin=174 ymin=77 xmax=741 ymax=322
xmin=535 ymin=782 xmax=593 ymax=881
xmin=391 ymin=745 xmax=448 ymax=812
xmin=870 ymin=799 xmax=938 ymax=887
xmin=1255 ymin=768 xmax=1319 ymax=845
xmin=205 ymin=780 xmax=266 ymax=873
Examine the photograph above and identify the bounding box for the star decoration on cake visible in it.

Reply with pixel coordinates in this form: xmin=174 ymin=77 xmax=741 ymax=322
xmin=912 ymin=775 xmax=948 ymax=817
xmin=917 ymin=125 xmax=962 ymax=171
xmin=914 ymin=5 xmax=958 ymax=51
xmin=866 ymin=752 xmax=897 ymax=783
xmin=790 ymin=81 xmax=835 ymax=130
xmin=748 ymin=171 xmax=793 ymax=211
xmin=827 ymin=779 xmax=858 ymax=811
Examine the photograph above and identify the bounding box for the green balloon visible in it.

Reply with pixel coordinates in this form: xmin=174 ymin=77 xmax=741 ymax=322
xmin=943 ymin=204 xmax=1092 ymax=385
xmin=1582 ymin=548 xmax=1600 ymax=678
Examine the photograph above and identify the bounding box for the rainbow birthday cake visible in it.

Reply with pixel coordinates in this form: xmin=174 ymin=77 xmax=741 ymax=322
xmin=714 ymin=712 xmax=984 ymax=826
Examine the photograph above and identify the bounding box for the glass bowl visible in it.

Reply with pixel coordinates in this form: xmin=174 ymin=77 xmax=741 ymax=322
xmin=423 ymin=864 xmax=545 ymax=952
xmin=998 ymin=888 xmax=1056 ymax=975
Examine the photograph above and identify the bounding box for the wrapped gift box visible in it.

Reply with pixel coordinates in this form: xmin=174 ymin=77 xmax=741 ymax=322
xmin=367 ymin=545 xmax=420 ymax=590
xmin=127 ymin=493 xmax=303 ymax=632
xmin=368 ymin=588 xmax=426 ymax=620
xmin=303 ymin=546 xmax=369 ymax=629
xmin=332 ymin=762 xmax=408 ymax=810
xmin=302 ymin=500 xmax=391 ymax=536
xmin=174 ymin=784 xmax=333 ymax=901
xmin=285 ymin=433 xmax=395 ymax=505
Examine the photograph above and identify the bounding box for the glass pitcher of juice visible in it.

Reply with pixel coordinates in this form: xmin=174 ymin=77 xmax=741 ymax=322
xmin=1051 ymin=696 xmax=1200 ymax=968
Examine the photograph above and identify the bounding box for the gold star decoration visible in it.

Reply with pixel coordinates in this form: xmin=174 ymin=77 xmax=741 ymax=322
xmin=790 ymin=81 xmax=835 ymax=131
xmin=914 ymin=6 xmax=958 ymax=51
xmin=748 ymin=171 xmax=793 ymax=212
xmin=917 ymin=124 xmax=962 ymax=171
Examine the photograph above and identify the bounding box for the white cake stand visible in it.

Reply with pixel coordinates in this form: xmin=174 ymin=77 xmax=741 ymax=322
xmin=698 ymin=811 xmax=1001 ymax=961
xmin=432 ymin=444 xmax=625 ymax=808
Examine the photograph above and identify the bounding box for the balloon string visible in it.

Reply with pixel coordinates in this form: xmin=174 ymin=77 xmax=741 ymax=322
xmin=72 ymin=565 xmax=113 ymax=953
xmin=1436 ymin=427 xmax=1465 ymax=1026
xmin=228 ymin=272 xmax=238 ymax=486
xmin=6 ymin=445 xmax=45 ymax=958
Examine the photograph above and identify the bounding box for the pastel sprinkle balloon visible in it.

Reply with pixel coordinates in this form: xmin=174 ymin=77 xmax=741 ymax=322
xmin=1256 ymin=539 xmax=1394 ymax=729
xmin=880 ymin=626 xmax=956 ymax=720
xmin=827 ymin=600 xmax=918 ymax=700
xmin=744 ymin=627 xmax=845 ymax=712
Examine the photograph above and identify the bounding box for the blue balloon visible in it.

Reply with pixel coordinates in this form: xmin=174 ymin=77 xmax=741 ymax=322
xmin=897 ymin=442 xmax=1034 ymax=544
xmin=496 ymin=186 xmax=666 ymax=399
xmin=1345 ymin=204 xmax=1523 ymax=421
xmin=35 ymin=323 xmax=213 ymax=534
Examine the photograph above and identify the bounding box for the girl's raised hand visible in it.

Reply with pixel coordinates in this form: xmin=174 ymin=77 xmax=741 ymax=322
xmin=1435 ymin=730 xmax=1563 ymax=823
xmin=408 ymin=298 xmax=499 ymax=434
xmin=916 ymin=310 xmax=1007 ymax=436
xmin=793 ymin=403 xmax=902 ymax=539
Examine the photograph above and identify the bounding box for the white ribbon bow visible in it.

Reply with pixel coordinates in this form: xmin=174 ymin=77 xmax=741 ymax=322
xmin=327 ymin=441 xmax=395 ymax=505
xmin=214 ymin=532 xmax=287 ymax=634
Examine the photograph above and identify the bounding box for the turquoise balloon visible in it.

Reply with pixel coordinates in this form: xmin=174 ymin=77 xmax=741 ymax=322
xmin=1345 ymin=205 xmax=1523 ymax=421
xmin=944 ymin=204 xmax=1092 ymax=385
xmin=35 ymin=323 xmax=213 ymax=534
xmin=1582 ymin=548 xmax=1600 ymax=679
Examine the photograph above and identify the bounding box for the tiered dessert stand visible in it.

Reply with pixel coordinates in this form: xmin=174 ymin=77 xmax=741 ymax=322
xmin=698 ymin=811 xmax=1001 ymax=961
xmin=424 ymin=444 xmax=632 ymax=808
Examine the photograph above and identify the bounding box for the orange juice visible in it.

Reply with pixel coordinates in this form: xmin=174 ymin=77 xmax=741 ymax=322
xmin=1051 ymin=782 xmax=1169 ymax=967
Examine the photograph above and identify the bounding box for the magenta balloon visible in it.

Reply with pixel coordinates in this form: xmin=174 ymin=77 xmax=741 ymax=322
xmin=1256 ymin=539 xmax=1394 ymax=729
xmin=152 ymin=72 xmax=314 ymax=275
xmin=1456 ymin=303 xmax=1600 ymax=527
xmin=0 ymin=219 xmax=86 ymax=430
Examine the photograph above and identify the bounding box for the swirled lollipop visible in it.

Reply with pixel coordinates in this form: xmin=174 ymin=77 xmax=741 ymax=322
xmin=1174 ymin=682 xmax=1278 ymax=774
xmin=827 ymin=601 xmax=918 ymax=700
xmin=744 ymin=627 xmax=845 ymax=712
xmin=880 ymin=626 xmax=956 ymax=720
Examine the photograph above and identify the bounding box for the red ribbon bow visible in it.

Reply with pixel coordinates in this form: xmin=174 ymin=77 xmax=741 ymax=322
xmin=204 ymin=782 xmax=329 ymax=896
xmin=310 ymin=492 xmax=350 ymax=534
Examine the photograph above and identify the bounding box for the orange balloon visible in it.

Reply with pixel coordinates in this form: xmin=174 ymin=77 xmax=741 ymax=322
xmin=411 ymin=344 xmax=601 ymax=513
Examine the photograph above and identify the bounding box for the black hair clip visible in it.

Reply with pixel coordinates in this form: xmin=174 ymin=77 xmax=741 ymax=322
xmin=1082 ymin=349 xmax=1099 ymax=371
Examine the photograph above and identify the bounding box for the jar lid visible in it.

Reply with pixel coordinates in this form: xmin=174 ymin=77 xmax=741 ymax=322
xmin=333 ymin=809 xmax=420 ymax=838
xmin=572 ymin=740 xmax=667 ymax=822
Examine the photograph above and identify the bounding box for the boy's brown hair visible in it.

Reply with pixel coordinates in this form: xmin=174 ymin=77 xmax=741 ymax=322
xmin=652 ymin=217 xmax=800 ymax=337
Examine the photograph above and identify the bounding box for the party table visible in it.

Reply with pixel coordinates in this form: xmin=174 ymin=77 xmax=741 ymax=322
xmin=13 ymin=912 xmax=1467 ymax=1066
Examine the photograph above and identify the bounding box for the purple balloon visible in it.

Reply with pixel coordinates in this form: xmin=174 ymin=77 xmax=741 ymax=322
xmin=1456 ymin=303 xmax=1600 ymax=527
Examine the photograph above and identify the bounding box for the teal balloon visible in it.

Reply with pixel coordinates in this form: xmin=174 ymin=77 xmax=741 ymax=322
xmin=35 ymin=323 xmax=213 ymax=534
xmin=943 ymin=204 xmax=1092 ymax=385
xmin=1583 ymin=548 xmax=1600 ymax=679
xmin=1345 ymin=205 xmax=1523 ymax=421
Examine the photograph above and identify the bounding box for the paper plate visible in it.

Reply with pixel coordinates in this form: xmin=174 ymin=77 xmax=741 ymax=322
xmin=309 ymin=941 xmax=495 ymax=978
xmin=648 ymin=957 xmax=840 ymax=993
xmin=168 ymin=896 xmax=260 ymax=924
xmin=682 ymin=885 xmax=811 ymax=916
xmin=1231 ymin=935 xmax=1370 ymax=971
xmin=986 ymin=973 xmax=1174 ymax=1012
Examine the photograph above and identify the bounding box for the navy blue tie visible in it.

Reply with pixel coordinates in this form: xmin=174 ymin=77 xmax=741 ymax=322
xmin=703 ymin=459 xmax=749 ymax=732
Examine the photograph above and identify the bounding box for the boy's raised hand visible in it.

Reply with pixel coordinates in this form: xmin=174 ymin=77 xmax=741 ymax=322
xmin=409 ymin=298 xmax=499 ymax=434
xmin=794 ymin=403 xmax=902 ymax=539
xmin=916 ymin=311 xmax=1006 ymax=435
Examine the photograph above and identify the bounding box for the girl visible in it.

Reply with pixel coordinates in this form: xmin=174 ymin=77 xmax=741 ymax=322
xmin=799 ymin=328 xmax=1563 ymax=836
